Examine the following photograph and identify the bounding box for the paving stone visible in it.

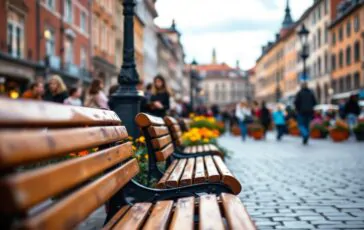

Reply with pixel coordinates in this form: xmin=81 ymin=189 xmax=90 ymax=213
xmin=272 ymin=217 xmax=297 ymax=221
xmin=298 ymin=215 xmax=326 ymax=221
xmin=279 ymin=221 xmax=314 ymax=229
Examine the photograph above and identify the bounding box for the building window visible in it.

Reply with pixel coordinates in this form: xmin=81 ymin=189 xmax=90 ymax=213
xmin=324 ymin=23 xmax=328 ymax=43
xmin=92 ymin=17 xmax=99 ymax=47
xmin=331 ymin=54 xmax=336 ymax=71
xmin=80 ymin=11 xmax=87 ymax=33
xmin=346 ymin=75 xmax=352 ymax=91
xmin=318 ymin=57 xmax=322 ymax=76
xmin=101 ymin=21 xmax=106 ymax=51
xmin=332 ymin=80 xmax=337 ymax=93
xmin=44 ymin=28 xmax=55 ymax=56
xmin=324 ymin=0 xmax=328 ymax=15
xmin=354 ymin=15 xmax=360 ymax=32
xmin=339 ymin=26 xmax=343 ymax=41
xmin=346 ymin=46 xmax=351 ymax=66
xmin=339 ymin=50 xmax=344 ymax=68
xmin=354 ymin=72 xmax=360 ymax=89
xmin=332 ymin=32 xmax=336 ymax=46
xmin=339 ymin=78 xmax=344 ymax=93
xmin=354 ymin=41 xmax=360 ymax=62
xmin=64 ymin=0 xmax=73 ymax=23
xmin=324 ymin=52 xmax=328 ymax=73
xmin=7 ymin=12 xmax=24 ymax=58
xmin=318 ymin=5 xmax=321 ymax=20
xmin=46 ymin=0 xmax=55 ymax=10
xmin=80 ymin=47 xmax=87 ymax=69
xmin=346 ymin=21 xmax=351 ymax=37
xmin=64 ymin=37 xmax=73 ymax=64
xmin=214 ymin=84 xmax=219 ymax=101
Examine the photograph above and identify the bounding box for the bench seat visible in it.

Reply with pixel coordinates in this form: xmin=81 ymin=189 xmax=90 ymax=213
xmin=183 ymin=144 xmax=221 ymax=156
xmin=104 ymin=193 xmax=255 ymax=230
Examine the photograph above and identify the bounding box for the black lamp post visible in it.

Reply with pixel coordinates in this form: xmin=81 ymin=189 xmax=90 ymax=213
xmin=109 ymin=0 xmax=143 ymax=138
xmin=298 ymin=24 xmax=310 ymax=81
xmin=190 ymin=59 xmax=198 ymax=110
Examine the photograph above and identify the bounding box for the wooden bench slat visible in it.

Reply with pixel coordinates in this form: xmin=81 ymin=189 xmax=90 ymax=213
xmin=191 ymin=145 xmax=197 ymax=154
xmin=171 ymin=131 xmax=182 ymax=140
xmin=155 ymin=143 xmax=174 ymax=162
xmin=102 ymin=205 xmax=130 ymax=230
xmin=213 ymin=156 xmax=242 ymax=194
xmin=204 ymin=155 xmax=220 ymax=183
xmin=0 ymin=126 xmax=127 ymax=169
xmin=176 ymin=137 xmax=183 ymax=146
xmin=199 ymin=194 xmax=224 ymax=230
xmin=169 ymin=197 xmax=195 ymax=230
xmin=17 ymin=159 xmax=139 ymax=230
xmin=0 ymin=142 xmax=133 ymax=213
xmin=156 ymin=160 xmax=178 ymax=189
xmin=194 ymin=157 xmax=206 ymax=184
xmin=0 ymin=98 xmax=120 ymax=127
xmin=184 ymin=146 xmax=192 ymax=154
xmin=135 ymin=113 xmax=165 ymax=127
xmin=203 ymin=144 xmax=210 ymax=152
xmin=163 ymin=116 xmax=178 ymax=126
xmin=143 ymin=200 xmax=174 ymax=230
xmin=166 ymin=159 xmax=187 ymax=187
xmin=180 ymin=158 xmax=195 ymax=186
xmin=151 ymin=135 xmax=172 ymax=149
xmin=148 ymin=126 xmax=169 ymax=138
xmin=112 ymin=202 xmax=152 ymax=229
xmin=171 ymin=124 xmax=181 ymax=133
xmin=197 ymin=145 xmax=204 ymax=153
xmin=220 ymin=193 xmax=256 ymax=230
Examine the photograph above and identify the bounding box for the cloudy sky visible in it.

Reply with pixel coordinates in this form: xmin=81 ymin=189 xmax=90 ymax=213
xmin=155 ymin=0 xmax=312 ymax=70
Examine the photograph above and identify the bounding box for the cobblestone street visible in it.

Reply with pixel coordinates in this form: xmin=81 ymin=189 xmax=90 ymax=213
xmin=222 ymin=133 xmax=364 ymax=229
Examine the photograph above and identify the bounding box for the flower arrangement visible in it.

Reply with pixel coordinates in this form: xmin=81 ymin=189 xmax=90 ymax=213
xmin=189 ymin=114 xmax=225 ymax=134
xmin=310 ymin=118 xmax=328 ymax=139
xmin=182 ymin=127 xmax=220 ymax=146
xmin=248 ymin=122 xmax=265 ymax=140
xmin=353 ymin=119 xmax=364 ymax=141
xmin=329 ymin=119 xmax=350 ymax=142
xmin=287 ymin=118 xmax=300 ymax=136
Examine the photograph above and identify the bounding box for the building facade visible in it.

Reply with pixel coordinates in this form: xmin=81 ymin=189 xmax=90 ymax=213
xmin=0 ymin=0 xmax=92 ymax=98
xmin=329 ymin=0 xmax=364 ymax=101
xmin=113 ymin=0 xmax=124 ymax=86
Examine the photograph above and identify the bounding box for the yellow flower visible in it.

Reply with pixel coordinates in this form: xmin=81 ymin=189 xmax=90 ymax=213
xmin=203 ymin=138 xmax=209 ymax=143
xmin=132 ymin=146 xmax=136 ymax=152
xmin=128 ymin=136 xmax=133 ymax=141
xmin=144 ymin=154 xmax=149 ymax=160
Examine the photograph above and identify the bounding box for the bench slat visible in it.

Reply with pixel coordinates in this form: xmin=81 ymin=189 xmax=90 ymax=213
xmin=143 ymin=200 xmax=174 ymax=230
xmin=0 ymin=126 xmax=127 ymax=169
xmin=102 ymin=205 xmax=130 ymax=230
xmin=0 ymin=142 xmax=133 ymax=213
xmin=156 ymin=160 xmax=178 ymax=189
xmin=151 ymin=135 xmax=172 ymax=149
xmin=176 ymin=137 xmax=183 ymax=146
xmin=148 ymin=126 xmax=169 ymax=138
xmin=203 ymin=144 xmax=209 ymax=152
xmin=163 ymin=116 xmax=178 ymax=126
xmin=155 ymin=143 xmax=174 ymax=162
xmin=220 ymin=193 xmax=256 ymax=230
xmin=166 ymin=159 xmax=187 ymax=187
xmin=197 ymin=145 xmax=204 ymax=153
xmin=169 ymin=197 xmax=195 ymax=230
xmin=171 ymin=124 xmax=181 ymax=133
xmin=194 ymin=157 xmax=206 ymax=184
xmin=171 ymin=131 xmax=182 ymax=140
xmin=17 ymin=159 xmax=139 ymax=230
xmin=183 ymin=146 xmax=191 ymax=154
xmin=0 ymin=98 xmax=120 ymax=127
xmin=213 ymin=156 xmax=242 ymax=194
xmin=180 ymin=158 xmax=195 ymax=186
xmin=135 ymin=113 xmax=165 ymax=127
xmin=199 ymin=194 xmax=224 ymax=230
xmin=112 ymin=202 xmax=152 ymax=229
xmin=204 ymin=155 xmax=220 ymax=183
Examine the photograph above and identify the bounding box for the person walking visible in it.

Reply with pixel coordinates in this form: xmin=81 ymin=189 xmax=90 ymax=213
xmin=64 ymin=87 xmax=83 ymax=106
xmin=273 ymin=103 xmax=286 ymax=141
xmin=149 ymin=75 xmax=170 ymax=117
xmin=260 ymin=101 xmax=271 ymax=137
xmin=344 ymin=94 xmax=361 ymax=129
xmin=294 ymin=81 xmax=317 ymax=145
xmin=44 ymin=75 xmax=68 ymax=103
xmin=22 ymin=82 xmax=44 ymax=100
xmin=84 ymin=79 xmax=109 ymax=109
xmin=235 ymin=99 xmax=252 ymax=141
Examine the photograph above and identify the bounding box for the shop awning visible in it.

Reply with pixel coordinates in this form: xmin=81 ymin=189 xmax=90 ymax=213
xmin=332 ymin=90 xmax=359 ymax=100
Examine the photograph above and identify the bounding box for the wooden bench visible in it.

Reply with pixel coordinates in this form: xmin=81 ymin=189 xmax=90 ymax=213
xmin=0 ymin=99 xmax=255 ymax=229
xmin=164 ymin=116 xmax=224 ymax=158
xmin=135 ymin=113 xmax=242 ymax=195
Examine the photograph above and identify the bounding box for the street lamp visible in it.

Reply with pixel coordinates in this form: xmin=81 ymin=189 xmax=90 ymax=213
xmin=298 ymin=24 xmax=310 ymax=81
xmin=44 ymin=29 xmax=52 ymax=79
xmin=190 ymin=59 xmax=198 ymax=110
xmin=109 ymin=0 xmax=143 ymax=138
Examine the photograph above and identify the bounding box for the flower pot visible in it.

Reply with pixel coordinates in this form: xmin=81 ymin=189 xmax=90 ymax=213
xmin=289 ymin=128 xmax=300 ymax=136
xmin=251 ymin=130 xmax=264 ymax=140
xmin=231 ymin=126 xmax=240 ymax=136
xmin=329 ymin=130 xmax=349 ymax=142
xmin=354 ymin=131 xmax=364 ymax=141
xmin=310 ymin=129 xmax=327 ymax=139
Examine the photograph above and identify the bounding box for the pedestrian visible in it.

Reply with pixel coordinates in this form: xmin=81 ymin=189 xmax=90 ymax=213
xmin=273 ymin=103 xmax=286 ymax=141
xmin=294 ymin=81 xmax=317 ymax=145
xmin=338 ymin=99 xmax=346 ymax=119
xmin=235 ymin=99 xmax=252 ymax=141
xmin=64 ymin=86 xmax=83 ymax=106
xmin=252 ymin=100 xmax=261 ymax=119
xmin=344 ymin=94 xmax=361 ymax=129
xmin=211 ymin=104 xmax=221 ymax=120
xmin=44 ymin=75 xmax=68 ymax=103
xmin=22 ymin=82 xmax=44 ymax=100
xmin=84 ymin=78 xmax=109 ymax=109
xmin=260 ymin=101 xmax=271 ymax=137
xmin=149 ymin=75 xmax=170 ymax=117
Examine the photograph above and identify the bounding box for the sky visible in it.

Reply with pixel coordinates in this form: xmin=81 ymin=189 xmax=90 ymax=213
xmin=155 ymin=0 xmax=312 ymax=70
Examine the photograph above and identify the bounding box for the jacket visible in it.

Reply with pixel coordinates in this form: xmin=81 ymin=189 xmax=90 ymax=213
xmin=150 ymin=92 xmax=170 ymax=117
xmin=294 ymin=88 xmax=317 ymax=115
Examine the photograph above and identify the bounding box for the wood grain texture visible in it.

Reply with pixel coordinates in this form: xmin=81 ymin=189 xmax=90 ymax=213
xmin=135 ymin=113 xmax=165 ymax=128
xmin=112 ymin=203 xmax=152 ymax=229
xmin=213 ymin=156 xmax=242 ymax=194
xmin=163 ymin=116 xmax=178 ymax=126
xmin=151 ymin=135 xmax=172 ymax=150
xmin=102 ymin=205 xmax=130 ymax=230
xmin=0 ymin=126 xmax=128 ymax=169
xmin=171 ymin=131 xmax=182 ymax=140
xmin=0 ymin=142 xmax=133 ymax=213
xmin=220 ymin=193 xmax=256 ymax=230
xmin=143 ymin=200 xmax=174 ymax=230
xmin=155 ymin=143 xmax=174 ymax=162
xmin=17 ymin=159 xmax=140 ymax=230
xmin=204 ymin=156 xmax=220 ymax=183
xmin=194 ymin=157 xmax=206 ymax=184
xmin=170 ymin=124 xmax=181 ymax=133
xmin=180 ymin=158 xmax=195 ymax=186
xmin=156 ymin=160 xmax=178 ymax=189
xmin=148 ymin=126 xmax=169 ymax=138
xmin=169 ymin=197 xmax=195 ymax=230
xmin=0 ymin=98 xmax=120 ymax=127
xmin=166 ymin=159 xmax=187 ymax=187
xmin=199 ymin=194 xmax=224 ymax=230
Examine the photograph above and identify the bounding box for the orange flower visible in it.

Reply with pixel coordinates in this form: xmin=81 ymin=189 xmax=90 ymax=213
xmin=78 ymin=150 xmax=89 ymax=157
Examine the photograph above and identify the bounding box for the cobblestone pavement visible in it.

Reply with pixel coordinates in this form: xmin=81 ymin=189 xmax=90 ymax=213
xmin=221 ymin=133 xmax=364 ymax=230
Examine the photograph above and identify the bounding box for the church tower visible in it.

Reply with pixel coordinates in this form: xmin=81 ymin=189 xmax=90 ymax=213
xmin=212 ymin=48 xmax=217 ymax=64
xmin=280 ymin=0 xmax=294 ymax=37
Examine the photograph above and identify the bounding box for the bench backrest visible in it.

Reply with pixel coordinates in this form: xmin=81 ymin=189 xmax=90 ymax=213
xmin=164 ymin=116 xmax=185 ymax=148
xmin=0 ymin=99 xmax=139 ymax=230
xmin=135 ymin=113 xmax=174 ymax=162
xmin=179 ymin=118 xmax=191 ymax=132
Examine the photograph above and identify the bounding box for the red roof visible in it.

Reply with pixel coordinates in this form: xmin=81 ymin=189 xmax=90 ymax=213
xmin=196 ymin=63 xmax=233 ymax=71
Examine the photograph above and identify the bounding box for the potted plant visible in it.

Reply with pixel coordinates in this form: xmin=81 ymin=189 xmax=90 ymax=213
xmin=287 ymin=119 xmax=300 ymax=136
xmin=231 ymin=125 xmax=241 ymax=136
xmin=310 ymin=119 xmax=328 ymax=139
xmin=329 ymin=120 xmax=350 ymax=142
xmin=249 ymin=123 xmax=265 ymax=140
xmin=353 ymin=119 xmax=364 ymax=141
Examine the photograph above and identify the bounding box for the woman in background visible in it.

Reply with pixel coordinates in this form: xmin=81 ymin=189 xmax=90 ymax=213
xmin=84 ymin=79 xmax=109 ymax=109
xmin=149 ymin=75 xmax=170 ymax=117
xmin=44 ymin=75 xmax=68 ymax=103
xmin=235 ymin=99 xmax=252 ymax=141
xmin=64 ymin=87 xmax=83 ymax=106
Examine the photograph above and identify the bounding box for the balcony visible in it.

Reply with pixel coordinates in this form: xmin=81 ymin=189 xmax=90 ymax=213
xmin=64 ymin=62 xmax=79 ymax=76
xmin=48 ymin=55 xmax=61 ymax=69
